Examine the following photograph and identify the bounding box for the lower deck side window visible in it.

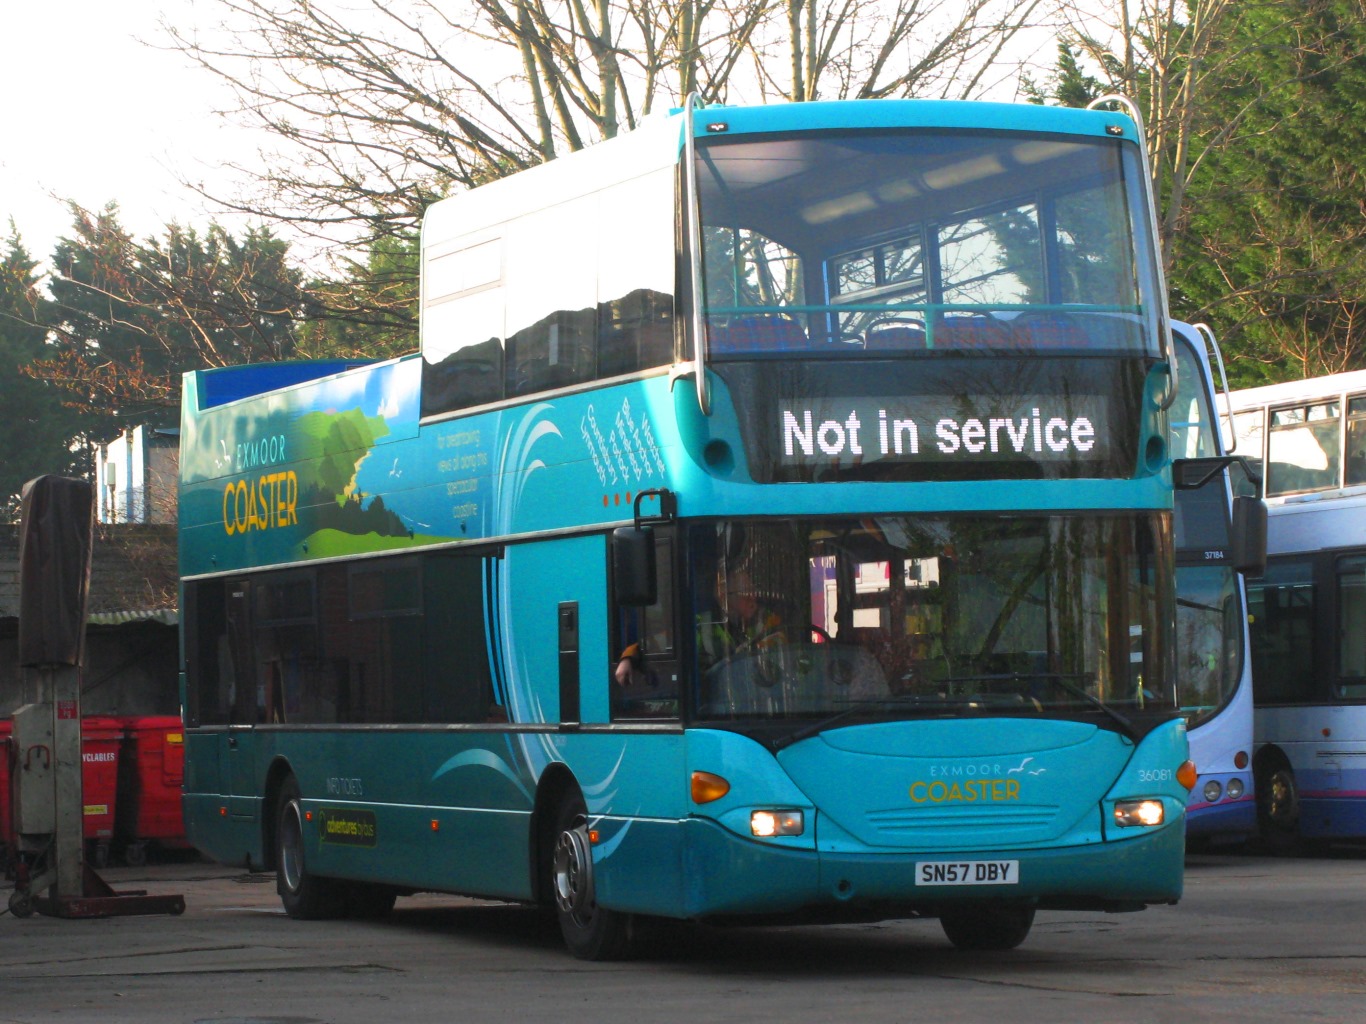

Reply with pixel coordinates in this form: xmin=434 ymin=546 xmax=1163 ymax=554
xmin=186 ymin=550 xmax=498 ymax=726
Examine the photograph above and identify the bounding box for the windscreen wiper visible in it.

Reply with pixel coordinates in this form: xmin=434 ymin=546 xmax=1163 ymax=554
xmin=769 ymin=701 xmax=882 ymax=751
xmin=768 ymin=675 xmax=1140 ymax=750
xmin=769 ymin=694 xmax=1008 ymax=751
xmin=1020 ymin=672 xmax=1139 ymax=741
xmin=911 ymin=672 xmax=1139 ymax=739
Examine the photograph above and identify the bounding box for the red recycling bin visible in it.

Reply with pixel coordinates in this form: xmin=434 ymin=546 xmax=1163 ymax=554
xmin=81 ymin=717 xmax=123 ymax=853
xmin=117 ymin=715 xmax=188 ymax=863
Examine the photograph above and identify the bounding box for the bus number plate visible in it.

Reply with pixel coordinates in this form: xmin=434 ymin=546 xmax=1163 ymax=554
xmin=916 ymin=860 xmax=1019 ymax=886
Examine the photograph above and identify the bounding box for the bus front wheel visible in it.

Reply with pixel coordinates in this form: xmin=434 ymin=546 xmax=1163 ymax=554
xmin=276 ymin=776 xmax=344 ymax=919
xmin=550 ymin=792 xmax=632 ymax=960
xmin=939 ymin=902 xmax=1035 ymax=951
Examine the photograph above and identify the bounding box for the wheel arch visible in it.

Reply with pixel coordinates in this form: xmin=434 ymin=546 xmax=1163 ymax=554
xmin=1253 ymin=742 xmax=1291 ymax=778
xmin=260 ymin=756 xmax=297 ymax=872
xmin=530 ymin=762 xmax=580 ymax=907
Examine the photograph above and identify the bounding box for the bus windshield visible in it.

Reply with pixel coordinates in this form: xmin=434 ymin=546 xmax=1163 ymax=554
xmin=689 ymin=514 xmax=1175 ymax=737
xmin=695 ymin=128 xmax=1160 ymax=356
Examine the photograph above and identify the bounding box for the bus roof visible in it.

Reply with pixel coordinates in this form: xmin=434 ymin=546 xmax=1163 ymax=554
xmin=1226 ymin=368 xmax=1366 ymax=412
xmin=420 ymin=98 xmax=1140 ymax=250
xmin=690 ymin=98 xmax=1138 ymax=140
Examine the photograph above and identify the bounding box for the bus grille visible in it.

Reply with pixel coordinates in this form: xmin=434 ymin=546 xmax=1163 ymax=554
xmin=866 ymin=805 xmax=1060 ymax=835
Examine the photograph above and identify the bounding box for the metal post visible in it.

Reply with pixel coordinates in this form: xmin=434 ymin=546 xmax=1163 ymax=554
xmin=49 ymin=667 xmax=84 ymax=898
xmin=9 ymin=475 xmax=184 ymax=919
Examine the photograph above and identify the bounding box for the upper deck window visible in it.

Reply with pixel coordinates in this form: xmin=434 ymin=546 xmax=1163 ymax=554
xmin=1232 ymin=410 xmax=1265 ymax=472
xmin=421 ymin=165 xmax=676 ymax=418
xmin=1230 ymin=391 xmax=1366 ymax=497
xmin=1268 ymin=399 xmax=1340 ymax=496
xmin=1169 ymin=331 xmax=1224 ymax=462
xmin=695 ymin=129 xmax=1158 ymax=358
xmin=1170 ymin=334 xmax=1231 ymax=554
xmin=1347 ymin=396 xmax=1366 ymax=487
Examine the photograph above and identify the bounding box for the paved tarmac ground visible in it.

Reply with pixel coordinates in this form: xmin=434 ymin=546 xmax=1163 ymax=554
xmin=3 ymin=844 xmax=1366 ymax=1024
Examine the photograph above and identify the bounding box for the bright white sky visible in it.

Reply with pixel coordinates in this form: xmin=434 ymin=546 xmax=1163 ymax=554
xmin=0 ymin=1 xmax=1061 ymax=270
xmin=0 ymin=0 xmax=253 ymax=264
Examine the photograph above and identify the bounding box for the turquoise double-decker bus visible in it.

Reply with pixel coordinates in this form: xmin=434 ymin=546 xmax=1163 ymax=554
xmin=178 ymin=97 xmax=1197 ymax=958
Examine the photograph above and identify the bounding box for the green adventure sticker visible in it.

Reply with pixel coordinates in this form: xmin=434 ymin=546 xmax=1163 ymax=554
xmin=317 ymin=807 xmax=378 ymax=847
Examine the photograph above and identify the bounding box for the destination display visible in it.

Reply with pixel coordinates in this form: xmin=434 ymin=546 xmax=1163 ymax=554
xmin=716 ymin=356 xmax=1149 ymax=482
xmin=778 ymin=394 xmax=1106 ymax=469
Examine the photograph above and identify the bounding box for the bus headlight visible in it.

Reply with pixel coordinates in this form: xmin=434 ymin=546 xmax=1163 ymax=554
xmin=751 ymin=810 xmax=804 ymax=837
xmin=1203 ymin=780 xmax=1223 ymax=803
xmin=1114 ymin=799 xmax=1165 ymax=828
xmin=1226 ymin=778 xmax=1245 ymax=800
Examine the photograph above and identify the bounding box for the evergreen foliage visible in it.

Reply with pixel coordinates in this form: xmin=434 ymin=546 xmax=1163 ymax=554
xmin=1038 ymin=1 xmax=1366 ymax=384
xmin=0 ymin=228 xmax=88 ymax=519
xmin=1176 ymin=0 xmax=1366 ymax=384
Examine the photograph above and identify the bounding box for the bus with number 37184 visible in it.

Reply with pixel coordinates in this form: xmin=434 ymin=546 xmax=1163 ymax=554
xmin=178 ymin=96 xmax=1232 ymax=958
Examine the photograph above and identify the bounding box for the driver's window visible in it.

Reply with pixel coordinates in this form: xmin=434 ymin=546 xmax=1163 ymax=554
xmin=611 ymin=533 xmax=678 ymax=720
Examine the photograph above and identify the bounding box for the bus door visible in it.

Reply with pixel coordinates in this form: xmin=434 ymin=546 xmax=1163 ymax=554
xmin=222 ymin=580 xmax=258 ymax=819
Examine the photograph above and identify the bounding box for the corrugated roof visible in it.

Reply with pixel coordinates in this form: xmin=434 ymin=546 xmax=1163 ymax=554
xmin=87 ymin=608 xmax=178 ymax=627
xmin=0 ymin=523 xmax=178 ymax=622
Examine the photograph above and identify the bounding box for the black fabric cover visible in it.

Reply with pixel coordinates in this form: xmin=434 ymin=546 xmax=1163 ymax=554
xmin=18 ymin=475 xmax=95 ymax=668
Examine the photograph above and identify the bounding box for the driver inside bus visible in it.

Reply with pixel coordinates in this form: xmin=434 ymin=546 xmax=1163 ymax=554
xmin=622 ymin=570 xmax=786 ymax=690
xmin=700 ymin=567 xmax=786 ymax=668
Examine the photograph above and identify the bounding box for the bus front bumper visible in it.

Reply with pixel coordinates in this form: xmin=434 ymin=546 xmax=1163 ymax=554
xmin=594 ymin=815 xmax=1185 ymax=921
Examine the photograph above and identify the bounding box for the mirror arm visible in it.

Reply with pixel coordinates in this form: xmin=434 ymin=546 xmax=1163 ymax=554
xmin=634 ymin=488 xmax=677 ymax=527
xmin=1173 ymin=454 xmax=1263 ymax=496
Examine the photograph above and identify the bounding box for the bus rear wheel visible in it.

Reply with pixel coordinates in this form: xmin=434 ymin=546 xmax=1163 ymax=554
xmin=550 ymin=792 xmax=632 ymax=960
xmin=1262 ymin=767 xmax=1299 ymax=829
xmin=276 ymin=776 xmax=344 ymax=919
xmin=1256 ymin=758 xmax=1301 ymax=851
xmin=939 ymin=902 xmax=1035 ymax=951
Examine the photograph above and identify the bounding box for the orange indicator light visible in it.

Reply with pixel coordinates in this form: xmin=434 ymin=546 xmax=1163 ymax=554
xmin=219 ymin=806 xmax=227 ymax=817
xmin=305 ymin=811 xmax=313 ymax=822
xmin=1176 ymin=760 xmax=1198 ymax=791
xmin=431 ymin=819 xmax=440 ymax=832
xmin=691 ymin=771 xmax=731 ymax=804
xmin=588 ymin=830 xmax=600 ymax=844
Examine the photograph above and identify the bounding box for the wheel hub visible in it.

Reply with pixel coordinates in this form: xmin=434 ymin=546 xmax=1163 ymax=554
xmin=552 ymin=823 xmax=594 ymax=917
xmin=1268 ymin=769 xmax=1298 ymax=825
xmin=280 ymin=803 xmax=304 ymax=893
